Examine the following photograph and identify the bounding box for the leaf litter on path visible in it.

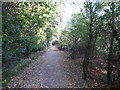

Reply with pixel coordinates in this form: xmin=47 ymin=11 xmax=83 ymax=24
xmin=8 ymin=46 xmax=108 ymax=88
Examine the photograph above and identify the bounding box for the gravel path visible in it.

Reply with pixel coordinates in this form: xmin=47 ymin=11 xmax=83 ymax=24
xmin=8 ymin=46 xmax=68 ymax=88
xmin=8 ymin=46 xmax=108 ymax=88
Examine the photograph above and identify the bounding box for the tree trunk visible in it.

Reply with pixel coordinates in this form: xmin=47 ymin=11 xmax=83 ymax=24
xmin=83 ymin=9 xmax=93 ymax=79
xmin=107 ymin=32 xmax=114 ymax=86
xmin=107 ymin=4 xmax=118 ymax=85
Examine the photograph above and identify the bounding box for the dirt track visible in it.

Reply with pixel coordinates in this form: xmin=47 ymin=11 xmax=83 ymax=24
xmin=8 ymin=46 xmax=68 ymax=88
xmin=8 ymin=46 xmax=107 ymax=88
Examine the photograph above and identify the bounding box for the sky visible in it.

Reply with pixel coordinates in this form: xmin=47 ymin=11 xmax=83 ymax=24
xmin=57 ymin=0 xmax=85 ymax=29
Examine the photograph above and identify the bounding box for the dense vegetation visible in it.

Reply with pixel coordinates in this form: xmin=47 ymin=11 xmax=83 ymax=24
xmin=2 ymin=2 xmax=59 ymax=86
xmin=59 ymin=1 xmax=120 ymax=87
xmin=2 ymin=2 xmax=59 ymax=63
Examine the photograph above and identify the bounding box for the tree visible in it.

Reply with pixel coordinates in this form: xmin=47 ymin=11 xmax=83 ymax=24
xmin=82 ymin=1 xmax=105 ymax=79
xmin=103 ymin=2 xmax=120 ymax=85
xmin=2 ymin=2 xmax=59 ymax=63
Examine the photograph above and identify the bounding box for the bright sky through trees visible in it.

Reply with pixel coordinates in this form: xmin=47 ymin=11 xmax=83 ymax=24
xmin=58 ymin=0 xmax=84 ymax=29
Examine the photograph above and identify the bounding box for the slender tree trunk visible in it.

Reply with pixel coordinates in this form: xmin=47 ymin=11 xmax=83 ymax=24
xmin=83 ymin=10 xmax=93 ymax=79
xmin=107 ymin=4 xmax=117 ymax=85
xmin=107 ymin=32 xmax=114 ymax=85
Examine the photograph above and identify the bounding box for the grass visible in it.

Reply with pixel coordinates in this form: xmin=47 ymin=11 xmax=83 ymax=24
xmin=2 ymin=49 xmax=46 ymax=88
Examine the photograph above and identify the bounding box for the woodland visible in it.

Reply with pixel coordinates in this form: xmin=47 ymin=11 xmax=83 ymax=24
xmin=2 ymin=1 xmax=120 ymax=88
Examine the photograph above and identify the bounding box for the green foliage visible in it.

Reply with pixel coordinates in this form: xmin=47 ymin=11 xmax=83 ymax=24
xmin=59 ymin=30 xmax=70 ymax=50
xmin=58 ymin=2 xmax=120 ymax=86
xmin=59 ymin=1 xmax=120 ymax=60
xmin=2 ymin=2 xmax=60 ymax=87
xmin=59 ymin=14 xmax=88 ymax=50
xmin=2 ymin=2 xmax=59 ymax=63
